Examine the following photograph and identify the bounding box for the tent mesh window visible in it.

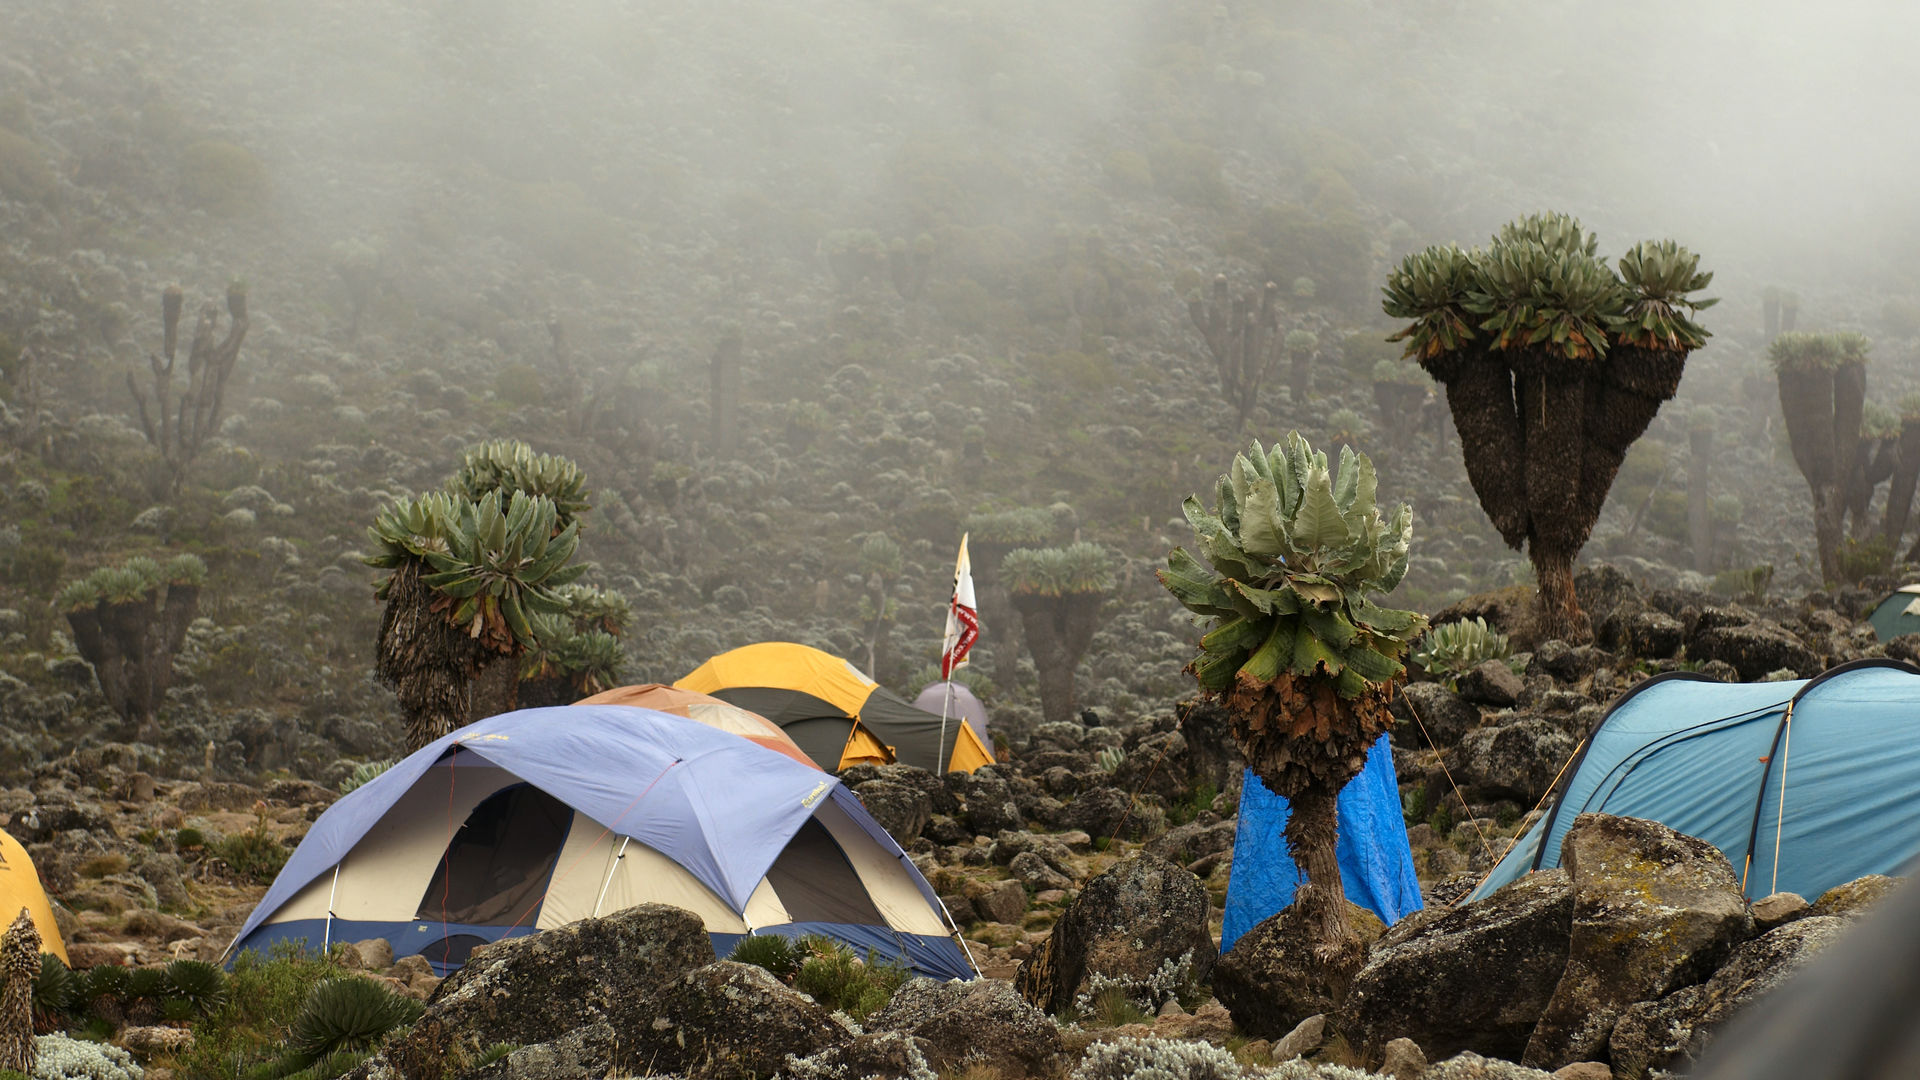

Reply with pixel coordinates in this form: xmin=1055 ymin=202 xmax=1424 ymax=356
xmin=415 ymin=782 xmax=573 ymax=926
xmin=764 ymin=818 xmax=888 ymax=925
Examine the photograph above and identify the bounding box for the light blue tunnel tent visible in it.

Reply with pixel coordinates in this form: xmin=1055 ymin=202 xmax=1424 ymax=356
xmin=1469 ymin=660 xmax=1920 ymax=905
xmin=1222 ymin=733 xmax=1424 ymax=950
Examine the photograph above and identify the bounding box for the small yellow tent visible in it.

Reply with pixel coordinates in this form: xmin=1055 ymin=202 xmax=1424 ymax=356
xmin=677 ymin=642 xmax=994 ymax=774
xmin=0 ymin=827 xmax=67 ymax=964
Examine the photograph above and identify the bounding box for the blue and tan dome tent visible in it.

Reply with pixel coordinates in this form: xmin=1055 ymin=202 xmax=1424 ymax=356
xmin=678 ymin=642 xmax=995 ymax=774
xmin=225 ymin=705 xmax=974 ymax=979
xmin=1469 ymin=660 xmax=1920 ymax=904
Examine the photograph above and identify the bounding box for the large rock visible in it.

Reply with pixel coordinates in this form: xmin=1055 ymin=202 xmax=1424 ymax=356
xmin=1339 ymin=868 xmax=1574 ymax=1064
xmin=1807 ymin=873 xmax=1899 ymax=919
xmin=1014 ymin=853 xmax=1217 ymax=1014
xmin=867 ymin=977 xmax=1062 ymax=1078
xmin=1391 ymin=683 xmax=1482 ymax=748
xmin=1608 ymin=916 xmax=1847 ymax=1077
xmin=460 ymin=1022 xmax=618 ymax=1080
xmin=1213 ymin=901 xmax=1387 ymax=1039
xmin=1522 ymin=815 xmax=1753 ymax=1070
xmin=1447 ymin=719 xmax=1578 ymax=803
xmin=1061 ymin=785 xmax=1134 ymax=841
xmin=852 ymin=780 xmax=931 ymax=844
xmin=632 ymin=961 xmax=849 ymax=1078
xmin=781 ymin=1031 xmax=935 ymax=1080
xmin=957 ymin=769 xmax=1026 ymax=835
xmin=1686 ymin=621 xmax=1818 ymax=681
xmin=384 ymin=904 xmax=714 ymax=1075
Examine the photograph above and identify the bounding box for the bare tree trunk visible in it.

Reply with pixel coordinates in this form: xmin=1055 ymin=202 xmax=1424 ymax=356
xmin=1887 ymin=418 xmax=1920 ymax=556
xmin=1433 ymin=359 xmax=1529 ymax=548
xmin=1531 ymin=541 xmax=1587 ymax=645
xmin=1283 ymin=786 xmax=1361 ymax=992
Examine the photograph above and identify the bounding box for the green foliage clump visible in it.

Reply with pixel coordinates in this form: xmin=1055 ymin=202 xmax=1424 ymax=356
xmin=34 ymin=953 xmax=79 ymax=1029
xmin=1411 ymin=617 xmax=1512 ymax=679
xmin=1002 ymin=543 xmax=1114 ymax=597
xmin=289 ymin=976 xmax=424 ymax=1061
xmin=211 ymin=808 xmax=289 ymax=885
xmin=176 ymin=944 xmax=339 ymax=1080
xmin=1711 ymin=564 xmax=1774 ymax=604
xmin=1384 ymin=216 xmax=1716 ymax=363
xmin=727 ymin=934 xmax=804 ymax=981
xmin=180 ymin=139 xmax=270 ymax=215
xmin=1159 ymin=432 xmax=1424 ymax=699
xmin=337 ymin=760 xmax=394 ymax=795
xmin=446 ymin=439 xmax=592 ymax=529
xmin=963 ymin=508 xmax=1057 ymax=546
xmin=1767 ymin=331 xmax=1870 ymax=372
xmin=164 ymin=960 xmax=228 ymax=1016
xmin=365 ymin=489 xmax=586 ymax=652
xmin=492 ymin=364 xmax=548 ymax=408
xmin=790 ymin=937 xmax=907 ymax=1021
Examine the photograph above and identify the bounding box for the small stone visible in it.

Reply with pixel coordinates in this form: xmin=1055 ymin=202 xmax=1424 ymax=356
xmin=1549 ymin=1064 xmax=1610 ymax=1080
xmin=1808 ymin=874 xmax=1900 ymax=919
xmin=1457 ymin=659 xmax=1523 ymax=707
xmin=350 ymin=937 xmax=394 ymax=970
xmin=1271 ymin=1013 xmax=1326 ymax=1061
xmin=1750 ymin=892 xmax=1808 ymax=931
xmin=1034 ymin=889 xmax=1067 ymax=905
xmin=1381 ymin=1037 xmax=1429 ymax=1080
xmin=121 ymin=1025 xmax=195 ymax=1056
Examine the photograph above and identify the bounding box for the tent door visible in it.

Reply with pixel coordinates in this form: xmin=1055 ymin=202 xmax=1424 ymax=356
xmin=415 ymin=782 xmax=573 ymax=927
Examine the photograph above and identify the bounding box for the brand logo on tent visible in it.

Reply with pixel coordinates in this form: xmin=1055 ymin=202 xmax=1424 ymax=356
xmin=459 ymin=733 xmax=511 ymax=743
xmin=800 ymin=781 xmax=829 ymax=809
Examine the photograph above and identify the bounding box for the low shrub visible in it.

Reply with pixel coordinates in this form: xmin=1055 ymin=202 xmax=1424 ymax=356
xmin=790 ymin=937 xmax=906 ymax=1021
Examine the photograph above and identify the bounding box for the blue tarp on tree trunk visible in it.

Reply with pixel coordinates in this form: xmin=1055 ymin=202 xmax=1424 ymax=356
xmin=1221 ymin=733 xmax=1424 ymax=951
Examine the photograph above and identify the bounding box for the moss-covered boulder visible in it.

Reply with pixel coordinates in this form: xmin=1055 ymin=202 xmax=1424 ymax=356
xmin=1522 ymin=814 xmax=1753 ymax=1070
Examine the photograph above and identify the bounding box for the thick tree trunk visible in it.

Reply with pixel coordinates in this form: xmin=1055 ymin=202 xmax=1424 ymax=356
xmin=971 ymin=542 xmax=1026 ymax=696
xmin=1435 ymin=358 xmax=1529 ymax=549
xmin=468 ymin=656 xmax=520 ymax=722
xmin=378 ymin=560 xmax=498 ymax=753
xmin=1777 ymin=365 xmax=1848 ymax=582
xmin=1012 ymin=592 xmax=1104 ymax=726
xmin=1886 ymin=419 xmax=1920 ymax=554
xmin=1283 ymin=785 xmax=1361 ymax=989
xmin=1531 ymin=541 xmax=1588 ymax=645
xmin=1518 ymin=366 xmax=1590 ymax=554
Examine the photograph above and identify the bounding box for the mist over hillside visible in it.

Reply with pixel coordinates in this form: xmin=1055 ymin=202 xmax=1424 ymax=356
xmin=3 ymin=0 xmax=1918 ymax=764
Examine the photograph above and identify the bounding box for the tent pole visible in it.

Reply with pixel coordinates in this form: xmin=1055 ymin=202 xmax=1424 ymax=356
xmin=937 ymin=680 xmax=954 ymax=775
xmin=933 ymin=891 xmax=981 ymax=978
xmin=322 ymin=864 xmax=341 ymax=954
xmin=592 ymin=837 xmax=631 ymax=918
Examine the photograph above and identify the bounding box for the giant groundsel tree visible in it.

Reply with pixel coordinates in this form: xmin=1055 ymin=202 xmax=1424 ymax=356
xmin=1160 ymin=433 xmax=1424 ymax=976
xmin=1383 ymin=213 xmax=1715 ymax=642
xmin=366 ymin=441 xmax=597 ymax=751
xmin=1002 ymin=541 xmax=1113 ymax=727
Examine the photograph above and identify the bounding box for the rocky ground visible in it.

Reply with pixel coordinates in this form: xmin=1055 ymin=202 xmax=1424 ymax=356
xmin=12 ymin=563 xmax=1912 ymax=1078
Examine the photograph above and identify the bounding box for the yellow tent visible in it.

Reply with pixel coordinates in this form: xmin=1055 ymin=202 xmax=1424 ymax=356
xmin=677 ymin=642 xmax=995 ymax=774
xmin=0 ymin=827 xmax=67 ymax=964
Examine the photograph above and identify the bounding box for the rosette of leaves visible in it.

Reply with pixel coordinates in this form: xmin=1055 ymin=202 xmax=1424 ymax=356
xmin=338 ymin=759 xmax=394 ymax=795
xmin=1002 ymin=542 xmax=1114 ymax=726
xmin=447 ymin=439 xmax=591 ymax=531
xmin=518 ymin=615 xmax=625 ymax=707
xmin=32 ymin=955 xmax=76 ymax=1035
xmin=163 ymin=960 xmax=226 ymax=1017
xmin=1158 ymin=431 xmax=1424 ymax=977
xmin=1412 ymin=617 xmax=1512 ymax=681
xmin=53 ymin=553 xmax=205 ymax=731
xmin=367 ymin=489 xmax=586 ymax=750
xmin=1383 ymin=212 xmax=1714 ymax=643
xmin=289 ymin=976 xmax=424 ymax=1062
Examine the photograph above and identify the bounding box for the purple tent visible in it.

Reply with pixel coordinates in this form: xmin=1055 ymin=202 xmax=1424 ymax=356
xmin=913 ymin=681 xmax=990 ymax=743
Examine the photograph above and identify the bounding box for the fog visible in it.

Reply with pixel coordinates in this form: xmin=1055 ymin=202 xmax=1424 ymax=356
xmin=23 ymin=0 xmax=1905 ymax=292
